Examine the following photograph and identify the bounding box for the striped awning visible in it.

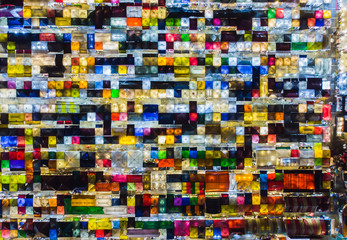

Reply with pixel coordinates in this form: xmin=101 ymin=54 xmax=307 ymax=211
xmin=284 ymin=196 xmax=330 ymax=212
